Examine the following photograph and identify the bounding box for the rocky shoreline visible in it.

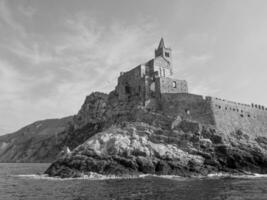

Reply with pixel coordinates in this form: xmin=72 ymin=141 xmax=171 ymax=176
xmin=45 ymin=120 xmax=267 ymax=178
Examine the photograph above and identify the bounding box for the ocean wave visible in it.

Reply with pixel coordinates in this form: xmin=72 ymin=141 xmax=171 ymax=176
xmin=206 ymin=173 xmax=267 ymax=179
xmin=12 ymin=173 xmax=150 ymax=181
xmin=12 ymin=172 xmax=267 ymax=181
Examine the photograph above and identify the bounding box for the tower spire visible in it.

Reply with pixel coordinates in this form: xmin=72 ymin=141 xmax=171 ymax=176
xmin=158 ymin=37 xmax=165 ymax=49
xmin=155 ymin=38 xmax=172 ymax=63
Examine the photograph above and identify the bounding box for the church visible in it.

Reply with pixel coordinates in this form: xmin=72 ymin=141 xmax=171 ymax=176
xmin=116 ymin=38 xmax=188 ymax=103
xmin=115 ymin=38 xmax=267 ymax=137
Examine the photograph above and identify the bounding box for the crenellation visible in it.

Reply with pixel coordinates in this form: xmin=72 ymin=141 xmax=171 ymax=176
xmin=114 ymin=38 xmax=267 ymax=137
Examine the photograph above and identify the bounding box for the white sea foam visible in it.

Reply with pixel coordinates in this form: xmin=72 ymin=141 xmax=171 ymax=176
xmin=13 ymin=173 xmax=150 ymax=181
xmin=207 ymin=172 xmax=267 ymax=179
xmin=13 ymin=172 xmax=267 ymax=181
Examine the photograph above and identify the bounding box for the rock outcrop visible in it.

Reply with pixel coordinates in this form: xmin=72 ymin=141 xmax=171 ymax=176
xmin=45 ymin=120 xmax=267 ymax=178
xmin=0 ymin=92 xmax=110 ymax=163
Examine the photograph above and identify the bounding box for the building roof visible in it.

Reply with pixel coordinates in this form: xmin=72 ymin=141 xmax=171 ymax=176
xmin=158 ymin=37 xmax=165 ymax=49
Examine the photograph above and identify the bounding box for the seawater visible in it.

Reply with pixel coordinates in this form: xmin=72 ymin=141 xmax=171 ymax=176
xmin=0 ymin=163 xmax=267 ymax=200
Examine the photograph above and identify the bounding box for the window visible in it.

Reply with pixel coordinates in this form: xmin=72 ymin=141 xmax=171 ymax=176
xmin=165 ymin=52 xmax=170 ymax=57
xmin=125 ymin=84 xmax=131 ymax=94
xmin=172 ymin=81 xmax=177 ymax=88
xmin=163 ymin=68 xmax=165 ymax=77
xmin=185 ymin=109 xmax=190 ymax=115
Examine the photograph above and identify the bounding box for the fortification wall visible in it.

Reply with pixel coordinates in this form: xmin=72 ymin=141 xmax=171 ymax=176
xmin=209 ymin=97 xmax=267 ymax=137
xmin=159 ymin=93 xmax=215 ymax=125
xmin=160 ymin=93 xmax=267 ymax=137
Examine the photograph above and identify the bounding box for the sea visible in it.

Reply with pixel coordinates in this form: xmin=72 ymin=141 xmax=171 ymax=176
xmin=0 ymin=163 xmax=267 ymax=200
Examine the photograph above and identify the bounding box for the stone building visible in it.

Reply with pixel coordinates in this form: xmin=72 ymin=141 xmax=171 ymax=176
xmin=115 ymin=38 xmax=267 ymax=137
xmin=116 ymin=38 xmax=188 ymax=103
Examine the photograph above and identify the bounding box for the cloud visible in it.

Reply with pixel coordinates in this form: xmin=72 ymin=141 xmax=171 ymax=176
xmin=0 ymin=10 xmax=159 ymax=133
xmin=51 ymin=13 xmax=158 ymax=91
xmin=0 ymin=60 xmax=24 ymax=98
xmin=0 ymin=0 xmax=26 ymax=36
xmin=189 ymin=54 xmax=212 ymax=64
xmin=18 ymin=3 xmax=36 ymax=18
xmin=2 ymin=40 xmax=56 ymax=65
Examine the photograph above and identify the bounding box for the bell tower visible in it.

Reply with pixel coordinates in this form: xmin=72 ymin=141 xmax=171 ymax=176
xmin=154 ymin=38 xmax=172 ymax=64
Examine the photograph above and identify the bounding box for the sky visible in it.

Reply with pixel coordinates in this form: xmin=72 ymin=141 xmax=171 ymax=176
xmin=1 ymin=0 xmax=267 ymax=134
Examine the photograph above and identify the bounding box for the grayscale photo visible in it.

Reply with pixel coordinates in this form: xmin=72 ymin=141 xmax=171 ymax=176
xmin=0 ymin=0 xmax=267 ymax=199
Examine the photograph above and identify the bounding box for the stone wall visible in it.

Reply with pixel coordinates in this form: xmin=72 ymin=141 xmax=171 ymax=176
xmin=153 ymin=57 xmax=172 ymax=77
xmin=209 ymin=97 xmax=267 ymax=137
xmin=159 ymin=94 xmax=267 ymax=137
xmin=116 ymin=63 xmax=267 ymax=138
xmin=156 ymin=77 xmax=188 ymax=94
xmin=159 ymin=93 xmax=215 ymax=126
xmin=116 ymin=65 xmax=146 ymax=101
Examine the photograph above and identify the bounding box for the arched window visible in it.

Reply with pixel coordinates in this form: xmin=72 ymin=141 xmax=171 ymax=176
xmin=185 ymin=109 xmax=190 ymax=115
xmin=172 ymin=81 xmax=177 ymax=88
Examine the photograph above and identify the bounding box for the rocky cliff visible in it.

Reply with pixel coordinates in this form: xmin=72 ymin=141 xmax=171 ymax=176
xmin=45 ymin=120 xmax=267 ymax=178
xmin=45 ymin=90 xmax=267 ymax=177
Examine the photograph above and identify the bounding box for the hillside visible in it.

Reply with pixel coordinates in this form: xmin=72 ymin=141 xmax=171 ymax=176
xmin=0 ymin=117 xmax=73 ymax=162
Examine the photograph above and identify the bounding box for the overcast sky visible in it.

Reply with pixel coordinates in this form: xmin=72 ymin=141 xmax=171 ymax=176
xmin=1 ymin=0 xmax=267 ymax=134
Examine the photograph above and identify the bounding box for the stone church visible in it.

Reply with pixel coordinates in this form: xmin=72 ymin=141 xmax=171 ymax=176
xmin=116 ymin=38 xmax=188 ymax=103
xmin=115 ymin=38 xmax=267 ymax=137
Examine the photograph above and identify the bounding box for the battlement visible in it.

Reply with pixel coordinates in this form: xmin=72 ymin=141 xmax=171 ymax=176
xmin=114 ymin=38 xmax=267 ymax=137
xmin=208 ymin=96 xmax=267 ymax=114
xmin=204 ymin=96 xmax=267 ymax=137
